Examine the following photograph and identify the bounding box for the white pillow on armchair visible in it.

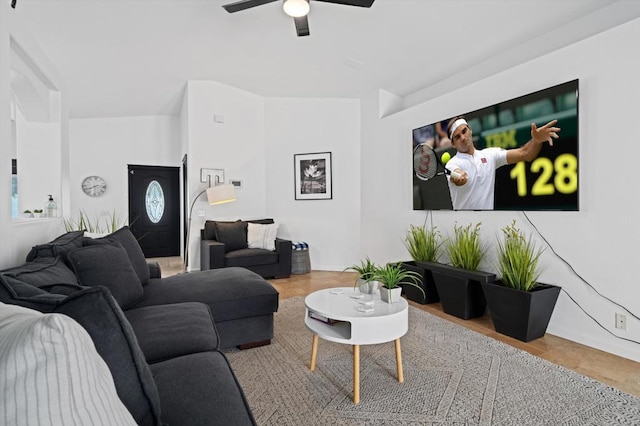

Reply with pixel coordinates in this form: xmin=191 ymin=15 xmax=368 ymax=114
xmin=247 ymin=222 xmax=279 ymax=251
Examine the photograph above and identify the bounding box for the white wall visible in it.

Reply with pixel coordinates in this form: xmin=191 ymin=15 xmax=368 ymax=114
xmin=360 ymin=17 xmax=640 ymax=362
xmin=184 ymin=80 xmax=267 ymax=270
xmin=15 ymin=111 xmax=61 ymax=213
xmin=265 ymin=98 xmax=361 ymax=271
xmin=0 ymin=2 xmax=68 ymax=269
xmin=68 ymin=115 xmax=181 ymax=228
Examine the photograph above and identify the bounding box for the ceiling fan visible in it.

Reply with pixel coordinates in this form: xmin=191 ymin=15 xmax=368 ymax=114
xmin=222 ymin=0 xmax=375 ymax=37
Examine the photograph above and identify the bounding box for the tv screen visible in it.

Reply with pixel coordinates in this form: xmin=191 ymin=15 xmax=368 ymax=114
xmin=412 ymin=80 xmax=579 ymax=211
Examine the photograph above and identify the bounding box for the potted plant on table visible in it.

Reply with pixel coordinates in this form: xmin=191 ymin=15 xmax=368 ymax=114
xmin=398 ymin=224 xmax=443 ymax=304
xmin=431 ymin=222 xmax=496 ymax=320
xmin=343 ymin=257 xmax=380 ymax=295
xmin=481 ymin=220 xmax=560 ymax=342
xmin=374 ymin=263 xmax=424 ymax=304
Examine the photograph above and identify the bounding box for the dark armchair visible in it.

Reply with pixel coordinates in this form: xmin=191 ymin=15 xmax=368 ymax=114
xmin=200 ymin=219 xmax=292 ymax=279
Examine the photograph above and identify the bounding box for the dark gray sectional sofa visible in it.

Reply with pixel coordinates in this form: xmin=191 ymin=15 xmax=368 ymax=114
xmin=0 ymin=226 xmax=280 ymax=425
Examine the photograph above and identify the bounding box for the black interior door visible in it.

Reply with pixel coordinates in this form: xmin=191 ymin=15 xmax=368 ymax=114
xmin=128 ymin=165 xmax=180 ymax=257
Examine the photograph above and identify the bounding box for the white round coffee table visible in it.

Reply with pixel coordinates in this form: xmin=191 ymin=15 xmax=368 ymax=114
xmin=304 ymin=287 xmax=409 ymax=404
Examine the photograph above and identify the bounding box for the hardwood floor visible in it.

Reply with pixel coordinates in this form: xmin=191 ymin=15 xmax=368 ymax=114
xmin=153 ymin=257 xmax=640 ymax=398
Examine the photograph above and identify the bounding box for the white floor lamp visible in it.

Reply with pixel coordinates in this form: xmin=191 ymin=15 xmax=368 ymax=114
xmin=184 ymin=168 xmax=237 ymax=271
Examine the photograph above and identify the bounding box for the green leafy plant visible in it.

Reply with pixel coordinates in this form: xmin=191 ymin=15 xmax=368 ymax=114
xmin=496 ymin=220 xmax=545 ymax=291
xmin=404 ymin=224 xmax=442 ymax=263
xmin=445 ymin=222 xmax=486 ymax=271
xmin=343 ymin=257 xmax=379 ymax=285
xmin=23 ymin=210 xmax=32 ymax=213
xmin=374 ymin=263 xmax=424 ymax=296
xmin=33 ymin=209 xmax=43 ymax=213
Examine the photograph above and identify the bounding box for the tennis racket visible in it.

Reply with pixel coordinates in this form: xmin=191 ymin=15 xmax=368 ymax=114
xmin=413 ymin=143 xmax=462 ymax=181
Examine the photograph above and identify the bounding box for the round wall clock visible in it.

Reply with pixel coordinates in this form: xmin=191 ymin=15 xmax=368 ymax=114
xmin=82 ymin=175 xmax=107 ymax=197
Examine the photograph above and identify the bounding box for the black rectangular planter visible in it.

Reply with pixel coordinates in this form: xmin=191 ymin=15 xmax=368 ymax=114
xmin=432 ymin=271 xmax=487 ymax=319
xmin=414 ymin=261 xmax=495 ymax=320
xmin=397 ymin=261 xmax=439 ymax=304
xmin=481 ymin=281 xmax=561 ymax=342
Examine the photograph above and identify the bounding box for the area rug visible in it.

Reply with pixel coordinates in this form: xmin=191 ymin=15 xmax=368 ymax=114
xmin=225 ymin=297 xmax=640 ymax=425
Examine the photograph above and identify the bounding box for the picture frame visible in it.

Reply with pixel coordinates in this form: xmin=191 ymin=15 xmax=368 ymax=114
xmin=294 ymin=152 xmax=332 ymax=200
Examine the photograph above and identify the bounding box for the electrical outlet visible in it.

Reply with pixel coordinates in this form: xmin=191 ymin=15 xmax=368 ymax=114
xmin=615 ymin=313 xmax=627 ymax=330
xmin=197 ymin=210 xmax=205 ymax=218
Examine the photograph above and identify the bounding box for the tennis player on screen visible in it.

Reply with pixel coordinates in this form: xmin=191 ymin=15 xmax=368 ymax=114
xmin=445 ymin=115 xmax=560 ymax=210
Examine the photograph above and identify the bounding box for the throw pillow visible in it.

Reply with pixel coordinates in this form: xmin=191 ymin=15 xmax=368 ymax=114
xmin=67 ymin=242 xmax=144 ymax=309
xmin=0 ymin=274 xmax=67 ymax=308
xmin=0 ymin=302 xmax=137 ymax=426
xmin=84 ymin=226 xmax=150 ymax=285
xmin=25 ymin=230 xmax=85 ymax=264
xmin=0 ymin=275 xmax=162 ymax=426
xmin=1 ymin=256 xmax=79 ymax=288
xmin=203 ymin=220 xmax=219 ymax=240
xmin=247 ymin=222 xmax=279 ymax=251
xmin=215 ymin=221 xmax=248 ymax=252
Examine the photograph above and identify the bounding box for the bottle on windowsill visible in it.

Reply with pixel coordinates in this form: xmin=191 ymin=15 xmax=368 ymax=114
xmin=46 ymin=195 xmax=57 ymax=218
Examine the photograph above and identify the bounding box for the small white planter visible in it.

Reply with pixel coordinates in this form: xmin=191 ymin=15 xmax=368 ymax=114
xmin=380 ymin=286 xmax=402 ymax=303
xmin=357 ymin=278 xmax=379 ymax=295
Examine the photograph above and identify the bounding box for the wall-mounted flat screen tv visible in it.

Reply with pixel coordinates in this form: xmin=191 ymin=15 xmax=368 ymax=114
xmin=412 ymin=79 xmax=578 ymax=211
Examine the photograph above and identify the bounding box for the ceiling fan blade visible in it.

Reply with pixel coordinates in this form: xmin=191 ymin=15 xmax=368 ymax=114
xmin=222 ymin=0 xmax=278 ymax=13
xmin=314 ymin=0 xmax=375 ymax=7
xmin=294 ymin=16 xmax=310 ymax=37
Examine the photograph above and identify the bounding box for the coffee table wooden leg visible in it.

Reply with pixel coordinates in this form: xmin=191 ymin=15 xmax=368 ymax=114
xmin=310 ymin=334 xmax=318 ymax=371
xmin=395 ymin=338 xmax=404 ymax=383
xmin=353 ymin=344 xmax=360 ymax=404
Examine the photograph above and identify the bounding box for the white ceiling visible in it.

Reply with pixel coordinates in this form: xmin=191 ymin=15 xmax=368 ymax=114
xmin=14 ymin=0 xmax=640 ymax=119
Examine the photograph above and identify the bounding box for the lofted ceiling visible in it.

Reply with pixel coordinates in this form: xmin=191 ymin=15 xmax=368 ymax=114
xmin=13 ymin=0 xmax=640 ymax=119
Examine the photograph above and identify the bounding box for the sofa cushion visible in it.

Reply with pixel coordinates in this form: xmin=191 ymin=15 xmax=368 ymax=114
xmin=1 ymin=256 xmax=79 ymax=288
xmin=150 ymin=351 xmax=256 ymax=426
xmin=25 ymin=230 xmax=85 ymax=264
xmin=203 ymin=220 xmax=221 ymax=240
xmin=135 ymin=267 xmax=279 ymax=324
xmin=226 ymin=248 xmax=279 ymax=267
xmin=67 ymin=242 xmax=144 ymax=309
xmin=0 ymin=275 xmax=162 ymax=426
xmin=85 ymin=226 xmax=150 ymax=285
xmin=125 ymin=302 xmax=219 ymax=364
xmin=0 ymin=302 xmax=138 ymax=426
xmin=203 ymin=220 xmax=239 ymax=241
xmin=247 ymin=222 xmax=278 ymax=251
xmin=215 ymin=221 xmax=248 ymax=252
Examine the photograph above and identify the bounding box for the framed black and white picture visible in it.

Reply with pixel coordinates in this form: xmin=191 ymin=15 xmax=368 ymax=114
xmin=294 ymin=152 xmax=332 ymax=200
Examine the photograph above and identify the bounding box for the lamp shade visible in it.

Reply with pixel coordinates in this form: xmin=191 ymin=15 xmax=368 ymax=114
xmin=207 ymin=184 xmax=237 ymax=205
xmin=283 ymin=0 xmax=310 ymax=17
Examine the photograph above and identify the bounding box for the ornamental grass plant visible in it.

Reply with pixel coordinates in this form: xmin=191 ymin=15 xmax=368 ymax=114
xmin=404 ymin=224 xmax=442 ymax=263
xmin=496 ymin=220 xmax=545 ymax=291
xmin=64 ymin=209 xmax=126 ymax=234
xmin=445 ymin=222 xmax=486 ymax=271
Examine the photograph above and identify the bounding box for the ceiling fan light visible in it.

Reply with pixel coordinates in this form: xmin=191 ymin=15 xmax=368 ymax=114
xmin=283 ymin=0 xmax=310 ymax=18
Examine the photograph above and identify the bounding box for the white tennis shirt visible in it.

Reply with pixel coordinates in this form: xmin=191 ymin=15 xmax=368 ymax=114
xmin=445 ymin=147 xmax=508 ymax=210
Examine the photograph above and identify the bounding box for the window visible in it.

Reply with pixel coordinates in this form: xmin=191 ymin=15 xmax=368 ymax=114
xmin=145 ymin=180 xmax=164 ymax=224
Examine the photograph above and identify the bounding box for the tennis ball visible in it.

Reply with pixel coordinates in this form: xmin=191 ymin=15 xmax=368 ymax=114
xmin=441 ymin=152 xmax=451 ymax=164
